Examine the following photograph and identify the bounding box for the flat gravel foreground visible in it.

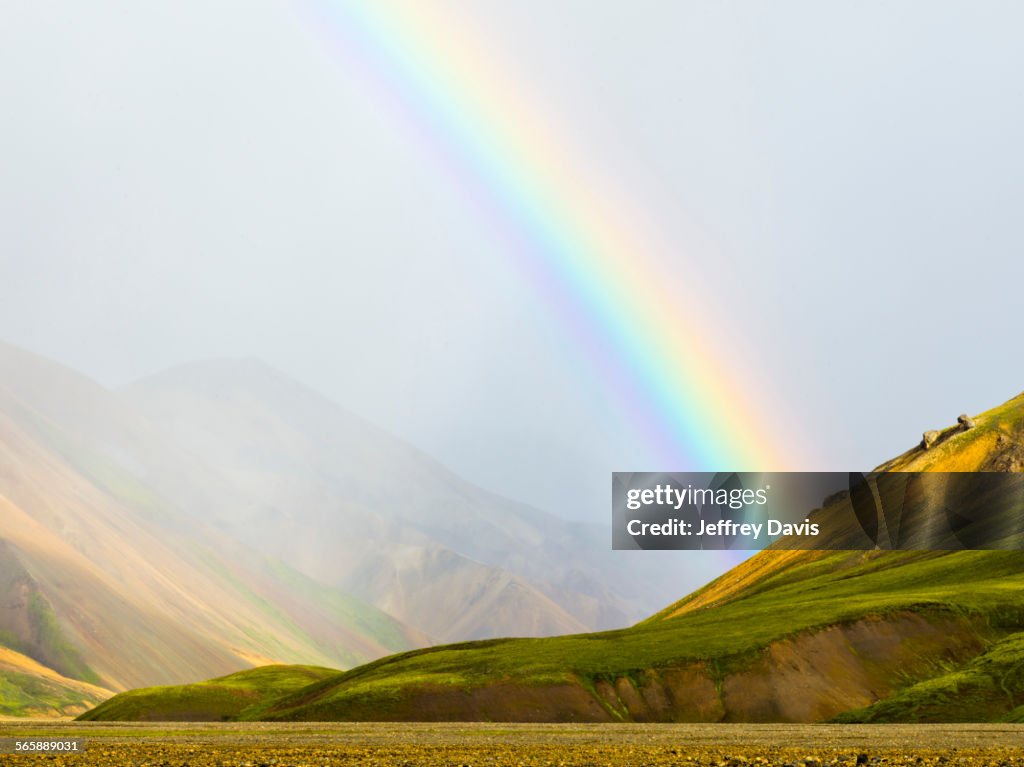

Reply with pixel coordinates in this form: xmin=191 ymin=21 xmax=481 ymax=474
xmin=0 ymin=722 xmax=1021 ymax=766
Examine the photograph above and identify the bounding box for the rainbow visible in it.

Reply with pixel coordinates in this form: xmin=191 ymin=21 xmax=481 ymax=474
xmin=299 ymin=1 xmax=796 ymax=470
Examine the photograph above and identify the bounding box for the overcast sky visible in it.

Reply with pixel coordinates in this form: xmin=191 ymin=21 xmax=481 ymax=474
xmin=2 ymin=1 xmax=1023 ymax=525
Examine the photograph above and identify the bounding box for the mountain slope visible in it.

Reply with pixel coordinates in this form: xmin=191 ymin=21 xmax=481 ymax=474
xmin=0 ymin=341 xmax=423 ymax=709
xmin=0 ymin=644 xmax=112 ymax=719
xmin=649 ymin=392 xmax=1024 ymax=624
xmin=121 ymin=357 xmax=684 ymax=639
xmin=83 ymin=391 xmax=1024 ymax=723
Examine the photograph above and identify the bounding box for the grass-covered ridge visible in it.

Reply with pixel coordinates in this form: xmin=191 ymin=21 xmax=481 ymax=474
xmin=248 ymin=550 xmax=1021 ymax=721
xmin=78 ymin=665 xmax=337 ymax=722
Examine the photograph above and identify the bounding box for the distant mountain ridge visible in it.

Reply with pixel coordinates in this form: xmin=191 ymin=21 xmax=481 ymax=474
xmin=121 ymin=355 xmax=675 ymax=640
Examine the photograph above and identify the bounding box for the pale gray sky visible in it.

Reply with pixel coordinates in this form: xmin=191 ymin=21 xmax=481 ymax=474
xmin=2 ymin=1 xmax=1022 ymax=522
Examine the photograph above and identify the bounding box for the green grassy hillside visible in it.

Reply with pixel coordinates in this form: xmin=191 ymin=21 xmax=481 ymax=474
xmin=832 ymin=629 xmax=1024 ymax=723
xmin=243 ymin=551 xmax=1017 ymax=722
xmin=80 ymin=393 xmax=1024 ymax=723
xmin=0 ymin=643 xmax=112 ymax=718
xmin=78 ymin=665 xmax=337 ymax=722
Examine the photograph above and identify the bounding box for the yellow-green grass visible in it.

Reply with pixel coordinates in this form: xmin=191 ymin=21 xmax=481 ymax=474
xmin=78 ymin=665 xmax=336 ymax=722
xmin=0 ymin=670 xmax=107 ymax=718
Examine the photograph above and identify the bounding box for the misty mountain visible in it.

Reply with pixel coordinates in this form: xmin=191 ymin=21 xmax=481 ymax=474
xmin=0 ymin=340 xmax=683 ymax=713
xmin=0 ymin=341 xmax=423 ymax=712
xmin=123 ymin=356 xmax=661 ymax=639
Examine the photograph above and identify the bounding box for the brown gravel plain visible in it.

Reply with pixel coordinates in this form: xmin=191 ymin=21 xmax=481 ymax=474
xmin=0 ymin=722 xmax=1021 ymax=766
